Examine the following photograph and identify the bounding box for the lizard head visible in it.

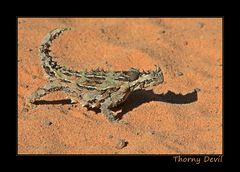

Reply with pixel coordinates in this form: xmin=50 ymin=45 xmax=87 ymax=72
xmin=130 ymin=65 xmax=164 ymax=91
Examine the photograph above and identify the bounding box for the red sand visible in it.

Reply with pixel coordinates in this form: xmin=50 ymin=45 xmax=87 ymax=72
xmin=18 ymin=18 xmax=222 ymax=154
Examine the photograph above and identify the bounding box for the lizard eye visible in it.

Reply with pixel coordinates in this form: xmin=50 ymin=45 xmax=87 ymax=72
xmin=127 ymin=70 xmax=140 ymax=81
xmin=122 ymin=68 xmax=140 ymax=81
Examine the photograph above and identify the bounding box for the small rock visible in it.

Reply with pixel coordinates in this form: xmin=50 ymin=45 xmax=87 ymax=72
xmin=43 ymin=119 xmax=53 ymax=126
xmin=176 ymin=71 xmax=183 ymax=77
xmin=21 ymin=83 xmax=29 ymax=88
xmin=28 ymin=48 xmax=33 ymax=52
xmin=48 ymin=121 xmax=53 ymax=126
xmin=115 ymin=139 xmax=127 ymax=149
xmin=198 ymin=22 xmax=205 ymax=29
xmin=149 ymin=131 xmax=155 ymax=135
xmin=108 ymin=135 xmax=113 ymax=139
xmin=32 ymin=75 xmax=37 ymax=80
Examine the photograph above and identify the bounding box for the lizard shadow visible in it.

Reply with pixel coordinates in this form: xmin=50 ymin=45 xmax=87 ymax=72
xmin=33 ymin=89 xmax=198 ymax=121
xmin=114 ymin=89 xmax=198 ymax=120
xmin=33 ymin=99 xmax=75 ymax=105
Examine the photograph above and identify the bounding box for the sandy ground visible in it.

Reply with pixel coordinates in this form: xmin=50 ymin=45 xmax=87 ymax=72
xmin=17 ymin=18 xmax=222 ymax=154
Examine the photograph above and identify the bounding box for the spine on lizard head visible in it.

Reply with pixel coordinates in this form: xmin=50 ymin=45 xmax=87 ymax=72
xmin=39 ymin=28 xmax=78 ymax=79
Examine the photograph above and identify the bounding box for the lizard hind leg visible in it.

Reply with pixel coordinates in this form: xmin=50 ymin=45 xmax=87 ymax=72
xmin=25 ymin=81 xmax=71 ymax=109
xmin=100 ymin=98 xmax=118 ymax=122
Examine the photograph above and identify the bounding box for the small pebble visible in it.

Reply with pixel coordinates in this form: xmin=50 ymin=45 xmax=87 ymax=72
xmin=48 ymin=121 xmax=53 ymax=126
xmin=108 ymin=135 xmax=113 ymax=139
xmin=43 ymin=119 xmax=53 ymax=126
xmin=21 ymin=83 xmax=29 ymax=88
xmin=28 ymin=48 xmax=33 ymax=52
xmin=150 ymin=131 xmax=155 ymax=135
xmin=198 ymin=22 xmax=205 ymax=29
xmin=176 ymin=71 xmax=183 ymax=77
xmin=115 ymin=139 xmax=127 ymax=149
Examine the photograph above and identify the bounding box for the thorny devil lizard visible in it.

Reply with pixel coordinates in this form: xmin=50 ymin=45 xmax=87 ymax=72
xmin=26 ymin=28 xmax=164 ymax=122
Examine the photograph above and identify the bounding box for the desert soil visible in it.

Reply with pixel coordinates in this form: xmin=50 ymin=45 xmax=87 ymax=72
xmin=18 ymin=18 xmax=222 ymax=154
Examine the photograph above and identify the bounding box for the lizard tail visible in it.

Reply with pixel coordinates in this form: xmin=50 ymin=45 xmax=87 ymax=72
xmin=39 ymin=28 xmax=71 ymax=79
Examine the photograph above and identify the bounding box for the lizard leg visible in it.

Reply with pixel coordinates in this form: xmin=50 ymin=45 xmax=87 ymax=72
xmin=100 ymin=98 xmax=118 ymax=122
xmin=27 ymin=81 xmax=64 ymax=104
xmin=100 ymin=87 xmax=130 ymax=122
xmin=25 ymin=82 xmax=81 ymax=111
xmin=26 ymin=81 xmax=80 ymax=106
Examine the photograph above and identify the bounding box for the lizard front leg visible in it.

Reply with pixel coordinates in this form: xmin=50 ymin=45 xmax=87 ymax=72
xmin=100 ymin=98 xmax=118 ymax=122
xmin=100 ymin=87 xmax=130 ymax=122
